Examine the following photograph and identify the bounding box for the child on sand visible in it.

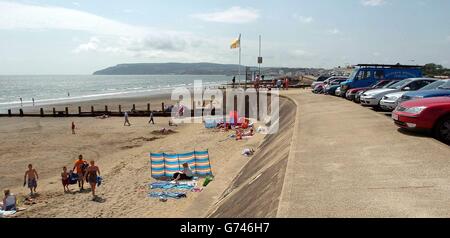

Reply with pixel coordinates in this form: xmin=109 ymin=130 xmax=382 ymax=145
xmin=124 ymin=111 xmax=131 ymax=126
xmin=149 ymin=112 xmax=155 ymax=124
xmin=61 ymin=167 xmax=70 ymax=193
xmin=72 ymin=121 xmax=76 ymax=134
xmin=23 ymin=164 xmax=39 ymax=195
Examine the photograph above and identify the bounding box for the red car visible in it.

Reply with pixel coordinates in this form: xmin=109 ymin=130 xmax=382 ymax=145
xmin=392 ymin=96 xmax=450 ymax=144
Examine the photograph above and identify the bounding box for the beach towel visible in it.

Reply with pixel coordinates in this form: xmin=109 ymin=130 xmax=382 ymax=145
xmin=149 ymin=182 xmax=195 ymax=190
xmin=150 ymin=150 xmax=213 ymax=179
xmin=0 ymin=210 xmax=16 ymax=217
xmin=149 ymin=192 xmax=186 ymax=199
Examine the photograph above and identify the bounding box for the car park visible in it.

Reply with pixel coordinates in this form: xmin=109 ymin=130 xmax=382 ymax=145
xmin=392 ymin=96 xmax=450 ymax=144
xmin=339 ymin=64 xmax=423 ymax=96
xmin=360 ymin=78 xmax=436 ymax=108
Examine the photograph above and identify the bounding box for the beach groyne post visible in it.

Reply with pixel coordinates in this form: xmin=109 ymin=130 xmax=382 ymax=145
xmin=78 ymin=106 xmax=82 ymax=115
xmin=147 ymin=103 xmax=150 ymax=112
xmin=91 ymin=106 xmax=94 ymax=115
xmin=65 ymin=107 xmax=69 ymax=116
xmin=105 ymin=105 xmax=108 ymax=113
xmin=8 ymin=109 xmax=11 ymax=117
xmin=19 ymin=109 xmax=23 ymax=117
xmin=132 ymin=104 xmax=136 ymax=111
xmin=52 ymin=108 xmax=56 ymax=116
xmin=40 ymin=108 xmax=44 ymax=117
xmin=192 ymin=100 xmax=195 ymax=117
xmin=118 ymin=105 xmax=122 ymax=114
xmin=161 ymin=102 xmax=164 ymax=112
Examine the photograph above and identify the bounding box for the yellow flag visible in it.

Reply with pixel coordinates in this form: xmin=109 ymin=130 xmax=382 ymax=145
xmin=230 ymin=34 xmax=241 ymax=49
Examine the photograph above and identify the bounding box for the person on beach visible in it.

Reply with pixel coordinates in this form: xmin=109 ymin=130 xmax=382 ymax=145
xmin=19 ymin=97 xmax=23 ymax=107
xmin=232 ymin=76 xmax=236 ymax=88
xmin=84 ymin=160 xmax=100 ymax=200
xmin=61 ymin=167 xmax=70 ymax=193
xmin=32 ymin=98 xmax=35 ymax=106
xmin=23 ymin=164 xmax=39 ymax=195
xmin=124 ymin=111 xmax=131 ymax=126
xmin=172 ymin=163 xmax=193 ymax=182
xmin=73 ymin=155 xmax=86 ymax=191
xmin=71 ymin=121 xmax=76 ymax=134
xmin=242 ymin=148 xmax=255 ymax=157
xmin=276 ymin=79 xmax=282 ymax=89
xmin=2 ymin=190 xmax=17 ymax=211
xmin=149 ymin=112 xmax=155 ymax=124
xmin=284 ymin=78 xmax=289 ymax=90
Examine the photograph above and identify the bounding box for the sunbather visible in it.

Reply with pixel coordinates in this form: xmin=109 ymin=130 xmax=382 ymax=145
xmin=172 ymin=163 xmax=193 ymax=182
xmin=2 ymin=190 xmax=17 ymax=211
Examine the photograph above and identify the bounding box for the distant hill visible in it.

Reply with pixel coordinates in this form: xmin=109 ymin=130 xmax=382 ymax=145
xmin=93 ymin=63 xmax=246 ymax=75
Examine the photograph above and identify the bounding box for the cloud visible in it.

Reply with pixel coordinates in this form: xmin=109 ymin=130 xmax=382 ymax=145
xmin=73 ymin=37 xmax=100 ymax=53
xmin=293 ymin=14 xmax=313 ymax=23
xmin=328 ymin=28 xmax=341 ymax=34
xmin=191 ymin=6 xmax=259 ymax=24
xmin=72 ymin=2 xmax=80 ymax=7
xmin=361 ymin=0 xmax=386 ymax=7
xmin=0 ymin=1 xmax=219 ymax=60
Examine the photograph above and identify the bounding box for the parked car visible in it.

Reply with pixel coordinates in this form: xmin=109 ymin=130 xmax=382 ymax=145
xmin=392 ymin=96 xmax=450 ymax=144
xmin=312 ymin=83 xmax=325 ymax=94
xmin=311 ymin=75 xmax=332 ymax=88
xmin=339 ymin=64 xmax=423 ymax=96
xmin=360 ymin=78 xmax=436 ymax=108
xmin=354 ymin=81 xmax=401 ymax=103
xmin=324 ymin=78 xmax=348 ymax=95
xmin=397 ymin=79 xmax=450 ymax=104
xmin=346 ymin=80 xmax=398 ymax=101
xmin=335 ymin=86 xmax=342 ymax=96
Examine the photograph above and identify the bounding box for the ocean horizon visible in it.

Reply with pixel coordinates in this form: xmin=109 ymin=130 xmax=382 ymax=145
xmin=0 ymin=74 xmax=230 ymax=112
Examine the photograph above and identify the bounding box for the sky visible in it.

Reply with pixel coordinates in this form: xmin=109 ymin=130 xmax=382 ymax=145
xmin=0 ymin=0 xmax=449 ymax=74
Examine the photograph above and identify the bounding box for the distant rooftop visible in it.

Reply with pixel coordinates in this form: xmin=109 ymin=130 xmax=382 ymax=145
xmin=356 ymin=63 xmax=423 ymax=68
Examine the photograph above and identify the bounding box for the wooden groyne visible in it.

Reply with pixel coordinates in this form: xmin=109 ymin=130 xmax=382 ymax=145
xmin=0 ymin=102 xmax=206 ymax=118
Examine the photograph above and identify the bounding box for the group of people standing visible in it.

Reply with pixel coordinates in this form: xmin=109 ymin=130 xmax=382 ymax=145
xmin=1 ymin=155 xmax=101 ymax=212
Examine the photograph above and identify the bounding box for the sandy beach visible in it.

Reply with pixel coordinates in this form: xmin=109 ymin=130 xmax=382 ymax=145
xmin=0 ymin=93 xmax=266 ymax=218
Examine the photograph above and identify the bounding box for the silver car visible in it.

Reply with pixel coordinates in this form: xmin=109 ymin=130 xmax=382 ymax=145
xmin=360 ymin=78 xmax=436 ymax=108
xmin=380 ymin=91 xmax=407 ymax=111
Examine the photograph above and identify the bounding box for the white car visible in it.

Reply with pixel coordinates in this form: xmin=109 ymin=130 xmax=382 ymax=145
xmin=360 ymin=78 xmax=436 ymax=107
xmin=379 ymin=91 xmax=406 ymax=111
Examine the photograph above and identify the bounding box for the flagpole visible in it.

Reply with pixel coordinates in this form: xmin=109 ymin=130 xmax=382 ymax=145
xmin=238 ymin=34 xmax=241 ymax=87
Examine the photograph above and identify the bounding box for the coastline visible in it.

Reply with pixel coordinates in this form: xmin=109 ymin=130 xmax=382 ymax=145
xmin=0 ymin=89 xmax=269 ymax=218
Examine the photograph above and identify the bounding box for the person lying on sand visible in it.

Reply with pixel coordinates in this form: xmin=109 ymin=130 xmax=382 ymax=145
xmin=96 ymin=114 xmax=109 ymax=119
xmin=153 ymin=128 xmax=175 ymax=134
xmin=2 ymin=189 xmax=17 ymax=211
xmin=172 ymin=163 xmax=193 ymax=183
xmin=242 ymin=128 xmax=255 ymax=137
xmin=242 ymin=148 xmax=255 ymax=157
xmin=85 ymin=160 xmax=100 ymax=200
xmin=23 ymin=164 xmax=38 ymax=195
xmin=61 ymin=166 xmax=70 ymax=193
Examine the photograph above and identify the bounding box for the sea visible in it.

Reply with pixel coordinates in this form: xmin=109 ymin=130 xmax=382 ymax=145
xmin=0 ymin=75 xmax=230 ymax=113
